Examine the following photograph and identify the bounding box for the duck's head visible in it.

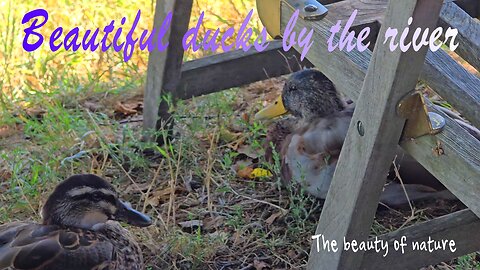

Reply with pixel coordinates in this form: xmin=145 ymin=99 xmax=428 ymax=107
xmin=42 ymin=174 xmax=152 ymax=230
xmin=255 ymin=69 xmax=345 ymax=121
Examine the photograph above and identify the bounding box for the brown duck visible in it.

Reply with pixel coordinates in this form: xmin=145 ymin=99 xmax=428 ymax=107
xmin=0 ymin=174 xmax=152 ymax=270
xmin=255 ymin=69 xmax=468 ymax=207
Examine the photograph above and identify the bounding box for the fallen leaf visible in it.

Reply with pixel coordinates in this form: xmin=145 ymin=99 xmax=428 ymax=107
xmin=265 ymin=211 xmax=284 ymax=225
xmin=237 ymin=144 xmax=264 ymax=159
xmin=203 ymin=216 xmax=226 ymax=231
xmin=250 ymin=168 xmax=273 ymax=179
xmin=0 ymin=169 xmax=12 ymax=181
xmin=114 ymin=101 xmax=141 ymax=116
xmin=237 ymin=166 xmax=254 ymax=179
xmin=254 ymin=259 xmax=269 ymax=270
xmin=147 ymin=187 xmax=177 ymax=207
xmin=219 ymin=126 xmax=242 ymax=142
xmin=0 ymin=124 xmax=22 ymax=139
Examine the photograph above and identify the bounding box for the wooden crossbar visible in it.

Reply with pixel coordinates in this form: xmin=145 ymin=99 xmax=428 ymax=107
xmin=281 ymin=1 xmax=480 ymax=219
xmin=362 ymin=209 xmax=480 ymax=269
xmin=438 ymin=1 xmax=480 ymax=71
xmin=176 ymin=40 xmax=312 ymax=100
xmin=305 ymin=0 xmax=444 ymax=268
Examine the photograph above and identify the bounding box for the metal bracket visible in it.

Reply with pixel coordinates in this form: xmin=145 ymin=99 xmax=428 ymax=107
xmin=257 ymin=0 xmax=328 ymax=38
xmin=397 ymin=92 xmax=446 ymax=141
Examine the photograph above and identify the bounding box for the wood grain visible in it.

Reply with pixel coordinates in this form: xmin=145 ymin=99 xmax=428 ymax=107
xmin=177 ymin=40 xmax=312 ymax=99
xmin=305 ymin=0 xmax=444 ymax=269
xmin=281 ymin=0 xmax=480 ymax=218
xmin=438 ymin=1 xmax=480 ymax=71
xmin=362 ymin=209 xmax=480 ymax=269
xmin=143 ymin=0 xmax=193 ymax=142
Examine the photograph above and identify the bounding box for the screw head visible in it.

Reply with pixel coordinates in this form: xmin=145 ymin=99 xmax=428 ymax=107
xmin=304 ymin=4 xmax=318 ymax=12
xmin=357 ymin=121 xmax=365 ymax=136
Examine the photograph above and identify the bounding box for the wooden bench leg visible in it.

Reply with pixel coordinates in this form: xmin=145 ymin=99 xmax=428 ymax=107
xmin=306 ymin=0 xmax=444 ymax=269
xmin=143 ymin=0 xmax=193 ymax=143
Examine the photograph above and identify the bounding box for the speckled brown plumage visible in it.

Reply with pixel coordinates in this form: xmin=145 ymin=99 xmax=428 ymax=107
xmin=261 ymin=69 xmax=460 ymax=206
xmin=0 ymin=175 xmax=151 ymax=270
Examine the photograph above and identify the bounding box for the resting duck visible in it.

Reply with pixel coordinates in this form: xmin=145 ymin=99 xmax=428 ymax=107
xmin=255 ymin=69 xmax=463 ymax=206
xmin=0 ymin=174 xmax=152 ymax=270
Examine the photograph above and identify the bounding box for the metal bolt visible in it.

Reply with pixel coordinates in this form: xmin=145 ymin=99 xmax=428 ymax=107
xmin=304 ymin=4 xmax=318 ymax=12
xmin=357 ymin=121 xmax=365 ymax=136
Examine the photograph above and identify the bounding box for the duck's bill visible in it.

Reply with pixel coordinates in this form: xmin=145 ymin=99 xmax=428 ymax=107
xmin=254 ymin=95 xmax=288 ymax=121
xmin=116 ymin=200 xmax=152 ymax=227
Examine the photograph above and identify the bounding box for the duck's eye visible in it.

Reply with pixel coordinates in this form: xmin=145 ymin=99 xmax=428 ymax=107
xmin=91 ymin=193 xmax=102 ymax=202
xmin=290 ymin=85 xmax=297 ymax=91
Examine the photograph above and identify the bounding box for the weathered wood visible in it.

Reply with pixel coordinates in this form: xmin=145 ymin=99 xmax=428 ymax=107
xmin=438 ymin=1 xmax=480 ymax=71
xmin=325 ymin=0 xmax=388 ymax=25
xmin=422 ymin=49 xmax=480 ymax=128
xmin=281 ymin=0 xmax=480 ymax=214
xmin=143 ymin=0 xmax=193 ymax=141
xmin=176 ymin=40 xmax=312 ymax=99
xmin=306 ymin=1 xmax=443 ymax=269
xmin=400 ymin=100 xmax=480 ymax=215
xmin=361 ymin=209 xmax=480 ymax=269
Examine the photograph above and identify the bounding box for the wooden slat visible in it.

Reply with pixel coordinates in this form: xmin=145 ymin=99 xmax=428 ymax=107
xmin=306 ymin=1 xmax=443 ymax=269
xmin=422 ymin=49 xmax=480 ymax=128
xmin=281 ymin=2 xmax=480 ymax=218
xmin=325 ymin=0 xmax=388 ymax=24
xmin=362 ymin=209 xmax=480 ymax=269
xmin=282 ymin=5 xmax=480 ymax=213
xmin=143 ymin=0 xmax=193 ymax=140
xmin=438 ymin=1 xmax=480 ymax=71
xmin=401 ymin=100 xmax=480 ymax=215
xmin=176 ymin=40 xmax=312 ymax=99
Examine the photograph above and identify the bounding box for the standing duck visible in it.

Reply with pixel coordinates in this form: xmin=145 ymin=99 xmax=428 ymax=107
xmin=0 ymin=174 xmax=152 ymax=270
xmin=255 ymin=69 xmax=459 ymax=206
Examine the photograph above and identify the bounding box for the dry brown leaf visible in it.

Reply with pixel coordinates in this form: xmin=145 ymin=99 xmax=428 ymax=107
xmin=254 ymin=259 xmax=269 ymax=270
xmin=287 ymin=250 xmax=297 ymax=259
xmin=236 ymin=166 xmax=254 ymax=179
xmin=114 ymin=101 xmax=140 ymax=116
xmin=147 ymin=186 xmax=187 ymax=207
xmin=203 ymin=216 xmax=226 ymax=231
xmin=0 ymin=124 xmax=22 ymax=139
xmin=219 ymin=126 xmax=242 ymax=143
xmin=237 ymin=144 xmax=264 ymax=159
xmin=0 ymin=169 xmax=12 ymax=181
xmin=265 ymin=211 xmax=284 ymax=225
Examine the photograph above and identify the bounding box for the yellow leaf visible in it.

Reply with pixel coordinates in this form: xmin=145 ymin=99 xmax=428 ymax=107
xmin=249 ymin=168 xmax=273 ymax=179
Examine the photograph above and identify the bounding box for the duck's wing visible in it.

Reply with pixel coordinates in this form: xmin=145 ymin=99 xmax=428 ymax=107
xmin=281 ymin=110 xmax=353 ymax=198
xmin=0 ymin=222 xmax=114 ymax=270
xmin=264 ymin=117 xmax=297 ymax=163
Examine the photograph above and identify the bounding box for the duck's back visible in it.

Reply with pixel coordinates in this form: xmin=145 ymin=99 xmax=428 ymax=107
xmin=0 ymin=222 xmax=143 ymax=270
xmin=282 ymin=109 xmax=353 ymax=198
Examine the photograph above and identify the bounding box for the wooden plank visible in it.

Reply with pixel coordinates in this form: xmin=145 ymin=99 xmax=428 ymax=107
xmin=361 ymin=209 xmax=480 ymax=269
xmin=280 ymin=0 xmax=480 ymax=217
xmin=143 ymin=0 xmax=193 ymax=141
xmin=400 ymin=100 xmax=480 ymax=215
xmin=422 ymin=49 xmax=480 ymax=128
xmin=306 ymin=1 xmax=443 ymax=269
xmin=176 ymin=40 xmax=312 ymax=99
xmin=325 ymin=0 xmax=388 ymax=25
xmin=438 ymin=1 xmax=480 ymax=71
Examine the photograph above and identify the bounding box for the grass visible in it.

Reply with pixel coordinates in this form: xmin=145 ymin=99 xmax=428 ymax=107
xmin=1 ymin=0 xmax=479 ymax=269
